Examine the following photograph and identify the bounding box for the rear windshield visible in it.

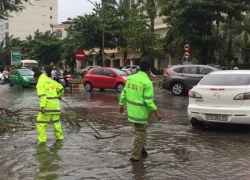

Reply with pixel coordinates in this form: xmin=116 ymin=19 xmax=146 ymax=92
xmin=200 ymin=74 xmax=250 ymax=86
xmin=113 ymin=69 xmax=127 ymax=76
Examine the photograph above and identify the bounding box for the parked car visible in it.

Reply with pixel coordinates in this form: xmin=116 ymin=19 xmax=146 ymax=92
xmin=188 ymin=70 xmax=250 ymax=127
xmin=161 ymin=65 xmax=218 ymax=96
xmin=80 ymin=66 xmax=100 ymax=75
xmin=121 ymin=65 xmax=139 ymax=75
xmin=82 ymin=67 xmax=128 ymax=92
xmin=9 ymin=68 xmax=36 ymax=88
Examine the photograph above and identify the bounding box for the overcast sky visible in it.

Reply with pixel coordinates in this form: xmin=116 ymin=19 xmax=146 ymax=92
xmin=58 ymin=0 xmax=101 ymax=23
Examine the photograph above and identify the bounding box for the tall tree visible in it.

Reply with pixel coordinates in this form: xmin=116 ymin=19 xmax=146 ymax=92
xmin=159 ymin=0 xmax=250 ymax=64
xmin=0 ymin=0 xmax=28 ymax=19
xmin=23 ymin=30 xmax=62 ymax=65
xmin=0 ymin=35 xmax=22 ymax=65
xmin=68 ymin=0 xmax=120 ymax=66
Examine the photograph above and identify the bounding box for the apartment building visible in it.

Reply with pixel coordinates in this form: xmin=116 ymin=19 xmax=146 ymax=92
xmin=0 ymin=0 xmax=58 ymax=41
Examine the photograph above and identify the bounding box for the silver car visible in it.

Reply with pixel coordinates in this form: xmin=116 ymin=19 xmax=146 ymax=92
xmin=161 ymin=65 xmax=218 ymax=96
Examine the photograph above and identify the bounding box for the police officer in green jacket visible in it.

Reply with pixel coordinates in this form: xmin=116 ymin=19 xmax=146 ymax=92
xmin=119 ymin=59 xmax=162 ymax=162
xmin=34 ymin=71 xmax=64 ymax=143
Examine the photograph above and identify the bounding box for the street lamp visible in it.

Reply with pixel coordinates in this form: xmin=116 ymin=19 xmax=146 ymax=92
xmin=86 ymin=0 xmax=105 ymax=67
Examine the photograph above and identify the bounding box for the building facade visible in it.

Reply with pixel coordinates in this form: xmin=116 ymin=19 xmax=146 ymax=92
xmin=0 ymin=0 xmax=58 ymax=41
xmin=50 ymin=24 xmax=71 ymax=39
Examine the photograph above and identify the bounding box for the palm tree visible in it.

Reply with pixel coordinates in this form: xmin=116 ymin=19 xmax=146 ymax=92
xmin=232 ymin=12 xmax=250 ymax=63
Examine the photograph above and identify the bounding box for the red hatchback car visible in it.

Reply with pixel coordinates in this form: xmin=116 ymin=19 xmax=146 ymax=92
xmin=82 ymin=67 xmax=128 ymax=92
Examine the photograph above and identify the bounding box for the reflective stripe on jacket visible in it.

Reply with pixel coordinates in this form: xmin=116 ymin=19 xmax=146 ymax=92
xmin=36 ymin=74 xmax=64 ymax=114
xmin=119 ymin=71 xmax=157 ymax=124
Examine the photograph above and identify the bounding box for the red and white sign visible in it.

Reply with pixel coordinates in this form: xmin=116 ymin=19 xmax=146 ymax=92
xmin=184 ymin=44 xmax=190 ymax=51
xmin=184 ymin=52 xmax=190 ymax=59
xmin=75 ymin=49 xmax=86 ymax=62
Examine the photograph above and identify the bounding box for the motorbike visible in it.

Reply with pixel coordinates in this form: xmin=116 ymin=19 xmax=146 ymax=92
xmin=55 ymin=69 xmax=73 ymax=91
xmin=64 ymin=74 xmax=72 ymax=91
xmin=0 ymin=73 xmax=5 ymax=84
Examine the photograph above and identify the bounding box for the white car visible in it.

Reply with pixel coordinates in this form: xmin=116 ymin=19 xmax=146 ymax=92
xmin=188 ymin=70 xmax=250 ymax=127
xmin=121 ymin=65 xmax=139 ymax=75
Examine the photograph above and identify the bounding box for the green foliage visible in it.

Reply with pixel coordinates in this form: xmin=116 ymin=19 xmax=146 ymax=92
xmin=0 ymin=0 xmax=28 ymax=19
xmin=158 ymin=0 xmax=250 ymax=64
xmin=23 ymin=30 xmax=62 ymax=65
xmin=0 ymin=36 xmax=23 ymax=65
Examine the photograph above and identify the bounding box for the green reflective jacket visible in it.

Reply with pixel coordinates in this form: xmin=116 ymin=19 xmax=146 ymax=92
xmin=119 ymin=71 xmax=157 ymax=124
xmin=36 ymin=74 xmax=64 ymax=114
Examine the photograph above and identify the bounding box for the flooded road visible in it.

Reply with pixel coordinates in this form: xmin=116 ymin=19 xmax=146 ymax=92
xmin=1 ymin=83 xmax=250 ymax=179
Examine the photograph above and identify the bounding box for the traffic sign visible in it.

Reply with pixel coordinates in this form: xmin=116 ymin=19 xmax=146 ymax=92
xmin=184 ymin=52 xmax=190 ymax=59
xmin=184 ymin=44 xmax=190 ymax=51
xmin=75 ymin=49 xmax=86 ymax=62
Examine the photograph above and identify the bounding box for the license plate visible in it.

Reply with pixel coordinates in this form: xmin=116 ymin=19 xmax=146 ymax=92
xmin=206 ymin=114 xmax=227 ymax=121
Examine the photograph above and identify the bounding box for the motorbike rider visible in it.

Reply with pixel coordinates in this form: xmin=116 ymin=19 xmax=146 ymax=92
xmin=55 ymin=66 xmax=66 ymax=87
xmin=63 ymin=68 xmax=71 ymax=87
xmin=2 ymin=68 xmax=8 ymax=81
xmin=51 ymin=67 xmax=57 ymax=80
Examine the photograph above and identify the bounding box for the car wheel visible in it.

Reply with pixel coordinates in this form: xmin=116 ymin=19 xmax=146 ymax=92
xmin=84 ymin=82 xmax=92 ymax=92
xmin=191 ymin=119 xmax=205 ymax=128
xmin=171 ymin=82 xmax=184 ymax=96
xmin=9 ymin=80 xmax=13 ymax=87
xmin=116 ymin=83 xmax=124 ymax=92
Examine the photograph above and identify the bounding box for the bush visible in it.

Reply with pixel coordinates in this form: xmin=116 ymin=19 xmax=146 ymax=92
xmin=151 ymin=68 xmax=164 ymax=75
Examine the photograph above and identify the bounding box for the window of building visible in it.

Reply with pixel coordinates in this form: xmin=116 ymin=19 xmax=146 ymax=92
xmin=5 ymin=32 xmax=9 ymax=38
xmin=50 ymin=7 xmax=52 ymax=10
xmin=67 ymin=31 xmax=71 ymax=37
xmin=50 ymin=16 xmax=53 ymax=19
xmin=5 ymin=23 xmax=9 ymax=29
xmin=55 ymin=29 xmax=62 ymax=38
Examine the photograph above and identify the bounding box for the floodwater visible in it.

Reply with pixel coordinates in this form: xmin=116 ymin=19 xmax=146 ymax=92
xmin=1 ymin=82 xmax=250 ymax=179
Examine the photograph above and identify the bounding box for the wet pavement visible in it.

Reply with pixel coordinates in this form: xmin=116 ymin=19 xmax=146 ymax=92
xmin=1 ymin=80 xmax=250 ymax=179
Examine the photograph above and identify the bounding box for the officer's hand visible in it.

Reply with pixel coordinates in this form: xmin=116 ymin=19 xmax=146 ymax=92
xmin=154 ymin=111 xmax=162 ymax=121
xmin=41 ymin=107 xmax=45 ymax=114
xmin=156 ymin=113 xmax=162 ymax=121
xmin=119 ymin=105 xmax=124 ymax=114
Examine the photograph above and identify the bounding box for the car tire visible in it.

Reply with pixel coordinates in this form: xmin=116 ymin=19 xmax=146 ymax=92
xmin=171 ymin=82 xmax=184 ymax=96
xmin=116 ymin=83 xmax=124 ymax=93
xmin=191 ymin=119 xmax=205 ymax=128
xmin=84 ymin=82 xmax=92 ymax=92
xmin=9 ymin=80 xmax=13 ymax=87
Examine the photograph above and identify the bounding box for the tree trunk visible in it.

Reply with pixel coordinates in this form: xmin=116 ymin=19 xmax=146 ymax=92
xmin=227 ymin=16 xmax=232 ymax=62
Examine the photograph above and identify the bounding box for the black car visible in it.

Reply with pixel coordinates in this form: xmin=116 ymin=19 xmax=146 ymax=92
xmin=161 ymin=65 xmax=218 ymax=96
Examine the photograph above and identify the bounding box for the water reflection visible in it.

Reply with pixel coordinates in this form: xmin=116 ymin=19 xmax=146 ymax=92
xmin=35 ymin=141 xmax=63 ymax=179
xmin=131 ymin=162 xmax=146 ymax=180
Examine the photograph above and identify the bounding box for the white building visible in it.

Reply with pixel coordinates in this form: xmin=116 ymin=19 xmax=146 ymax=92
xmin=50 ymin=23 xmax=71 ymax=39
xmin=0 ymin=0 xmax=58 ymax=41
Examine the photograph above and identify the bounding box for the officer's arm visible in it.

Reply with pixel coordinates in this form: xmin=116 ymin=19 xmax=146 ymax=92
xmin=119 ymin=83 xmax=127 ymax=106
xmin=144 ymin=83 xmax=157 ymax=111
xmin=55 ymin=81 xmax=64 ymax=98
xmin=37 ymin=83 xmax=47 ymax=108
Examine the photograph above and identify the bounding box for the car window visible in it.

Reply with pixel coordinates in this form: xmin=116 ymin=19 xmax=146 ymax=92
xmin=19 ymin=69 xmax=34 ymax=76
xmin=91 ymin=68 xmax=103 ymax=75
xmin=199 ymin=67 xmax=213 ymax=74
xmin=183 ymin=66 xmax=198 ymax=74
xmin=113 ymin=69 xmax=127 ymax=76
xmin=103 ymin=69 xmax=113 ymax=76
xmin=200 ymin=74 xmax=250 ymax=86
xmin=172 ymin=67 xmax=183 ymax=73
